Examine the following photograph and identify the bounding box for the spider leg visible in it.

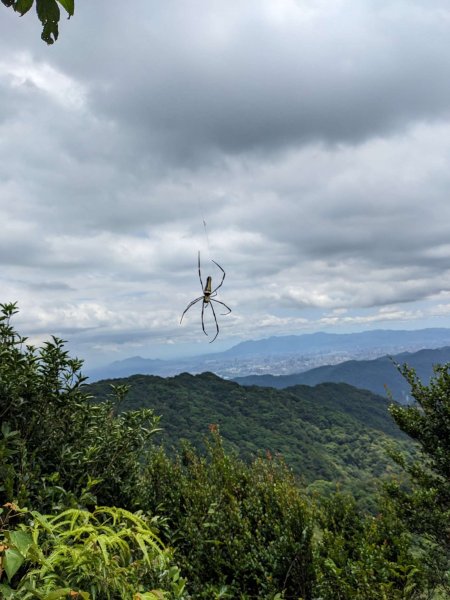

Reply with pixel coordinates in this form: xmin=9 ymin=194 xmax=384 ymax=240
xmin=211 ymin=299 xmax=232 ymax=315
xmin=211 ymin=260 xmax=225 ymax=294
xmin=201 ymin=300 xmax=208 ymax=337
xmin=208 ymin=301 xmax=220 ymax=343
xmin=198 ymin=251 xmax=204 ymax=290
xmin=180 ymin=296 xmax=203 ymax=323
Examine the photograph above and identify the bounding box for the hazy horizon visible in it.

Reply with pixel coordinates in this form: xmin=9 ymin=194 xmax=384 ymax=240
xmin=87 ymin=324 xmax=450 ymax=370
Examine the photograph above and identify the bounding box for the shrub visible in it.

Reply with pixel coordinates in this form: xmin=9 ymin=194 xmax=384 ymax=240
xmin=314 ymin=493 xmax=423 ymax=600
xmin=0 ymin=504 xmax=186 ymax=599
xmin=0 ymin=303 xmax=160 ymax=513
xmin=145 ymin=432 xmax=314 ymax=599
xmin=387 ymin=363 xmax=450 ymax=596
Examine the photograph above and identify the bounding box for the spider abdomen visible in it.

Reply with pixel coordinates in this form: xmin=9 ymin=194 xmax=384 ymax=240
xmin=203 ymin=276 xmax=213 ymax=295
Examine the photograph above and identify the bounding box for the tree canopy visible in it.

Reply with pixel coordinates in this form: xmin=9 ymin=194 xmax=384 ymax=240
xmin=388 ymin=363 xmax=450 ymax=594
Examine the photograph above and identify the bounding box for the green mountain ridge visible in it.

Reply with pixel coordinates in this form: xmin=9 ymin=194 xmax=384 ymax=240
xmin=233 ymin=345 xmax=450 ymax=402
xmin=86 ymin=372 xmax=413 ymax=504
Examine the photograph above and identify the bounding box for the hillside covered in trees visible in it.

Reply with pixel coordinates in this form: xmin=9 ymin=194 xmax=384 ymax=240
xmin=87 ymin=373 xmax=413 ymax=504
xmin=233 ymin=346 xmax=450 ymax=402
xmin=1 ymin=305 xmax=449 ymax=599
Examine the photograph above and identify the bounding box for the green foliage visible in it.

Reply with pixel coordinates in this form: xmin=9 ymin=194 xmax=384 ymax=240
xmin=388 ymin=363 xmax=450 ymax=595
xmin=0 ymin=303 xmax=160 ymax=512
xmin=0 ymin=505 xmax=186 ymax=599
xmin=0 ymin=304 xmax=441 ymax=598
xmin=87 ymin=372 xmax=414 ymax=508
xmin=144 ymin=431 xmax=314 ymax=599
xmin=1 ymin=0 xmax=74 ymax=44
xmin=0 ymin=305 xmax=185 ymax=598
xmin=314 ymin=493 xmax=423 ymax=599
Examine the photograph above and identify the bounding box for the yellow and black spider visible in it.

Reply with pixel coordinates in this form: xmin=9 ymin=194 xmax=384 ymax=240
xmin=180 ymin=251 xmax=231 ymax=342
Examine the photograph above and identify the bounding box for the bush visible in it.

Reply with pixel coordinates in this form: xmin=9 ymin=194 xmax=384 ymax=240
xmin=314 ymin=493 xmax=423 ymax=600
xmin=0 ymin=303 xmax=160 ymax=513
xmin=388 ymin=363 xmax=450 ymax=596
xmin=0 ymin=504 xmax=186 ymax=599
xmin=144 ymin=431 xmax=314 ymax=599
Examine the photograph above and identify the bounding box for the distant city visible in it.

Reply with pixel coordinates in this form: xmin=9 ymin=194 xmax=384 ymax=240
xmin=87 ymin=328 xmax=450 ymax=383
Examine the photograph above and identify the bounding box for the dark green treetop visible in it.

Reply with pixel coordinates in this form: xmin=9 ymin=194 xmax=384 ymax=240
xmin=388 ymin=363 xmax=450 ymax=594
xmin=0 ymin=302 xmax=161 ymax=512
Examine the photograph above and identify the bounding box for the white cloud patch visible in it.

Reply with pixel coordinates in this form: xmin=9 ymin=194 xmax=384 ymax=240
xmin=0 ymin=52 xmax=86 ymax=110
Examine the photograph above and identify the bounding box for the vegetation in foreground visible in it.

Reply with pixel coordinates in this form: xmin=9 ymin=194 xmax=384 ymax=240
xmin=0 ymin=303 xmax=448 ymax=598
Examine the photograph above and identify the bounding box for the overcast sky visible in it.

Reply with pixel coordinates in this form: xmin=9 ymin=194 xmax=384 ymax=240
xmin=2 ymin=0 xmax=450 ymax=367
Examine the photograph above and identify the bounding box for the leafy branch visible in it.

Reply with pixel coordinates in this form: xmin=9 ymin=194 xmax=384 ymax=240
xmin=1 ymin=0 xmax=74 ymax=44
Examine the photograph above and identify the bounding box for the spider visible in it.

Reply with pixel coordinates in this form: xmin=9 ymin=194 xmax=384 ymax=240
xmin=180 ymin=251 xmax=231 ymax=343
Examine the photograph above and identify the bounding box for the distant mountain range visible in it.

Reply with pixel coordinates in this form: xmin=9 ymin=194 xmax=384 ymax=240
xmin=233 ymin=346 xmax=450 ymax=403
xmin=88 ymin=356 xmax=166 ymax=380
xmin=220 ymin=328 xmax=450 ymax=356
xmin=86 ymin=327 xmax=450 ymax=382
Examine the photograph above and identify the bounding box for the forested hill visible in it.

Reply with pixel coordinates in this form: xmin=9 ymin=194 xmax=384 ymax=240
xmin=233 ymin=345 xmax=450 ymax=402
xmin=86 ymin=372 xmax=412 ymax=502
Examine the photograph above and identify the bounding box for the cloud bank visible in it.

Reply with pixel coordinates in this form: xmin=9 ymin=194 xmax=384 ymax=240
xmin=1 ymin=0 xmax=450 ymax=364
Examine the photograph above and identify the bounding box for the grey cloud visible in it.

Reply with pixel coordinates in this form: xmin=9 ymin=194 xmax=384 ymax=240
xmin=74 ymin=1 xmax=450 ymax=163
xmin=24 ymin=280 xmax=74 ymax=291
xmin=5 ymin=3 xmax=450 ymax=164
xmin=2 ymin=1 xmax=450 ymax=364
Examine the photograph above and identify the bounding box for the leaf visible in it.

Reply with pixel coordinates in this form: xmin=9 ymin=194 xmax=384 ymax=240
xmin=35 ymin=0 xmax=60 ymax=44
xmin=14 ymin=0 xmax=33 ymax=15
xmin=44 ymin=589 xmax=90 ymax=600
xmin=44 ymin=589 xmax=73 ymax=600
xmin=9 ymin=530 xmax=33 ymax=556
xmin=31 ymin=511 xmax=54 ymax=533
xmin=135 ymin=533 xmax=150 ymax=565
xmin=96 ymin=535 xmax=110 ymax=565
xmin=134 ymin=592 xmax=166 ymax=600
xmin=56 ymin=0 xmax=73 ymax=16
xmin=1 ymin=422 xmax=11 ymax=436
xmin=4 ymin=547 xmax=25 ymax=581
